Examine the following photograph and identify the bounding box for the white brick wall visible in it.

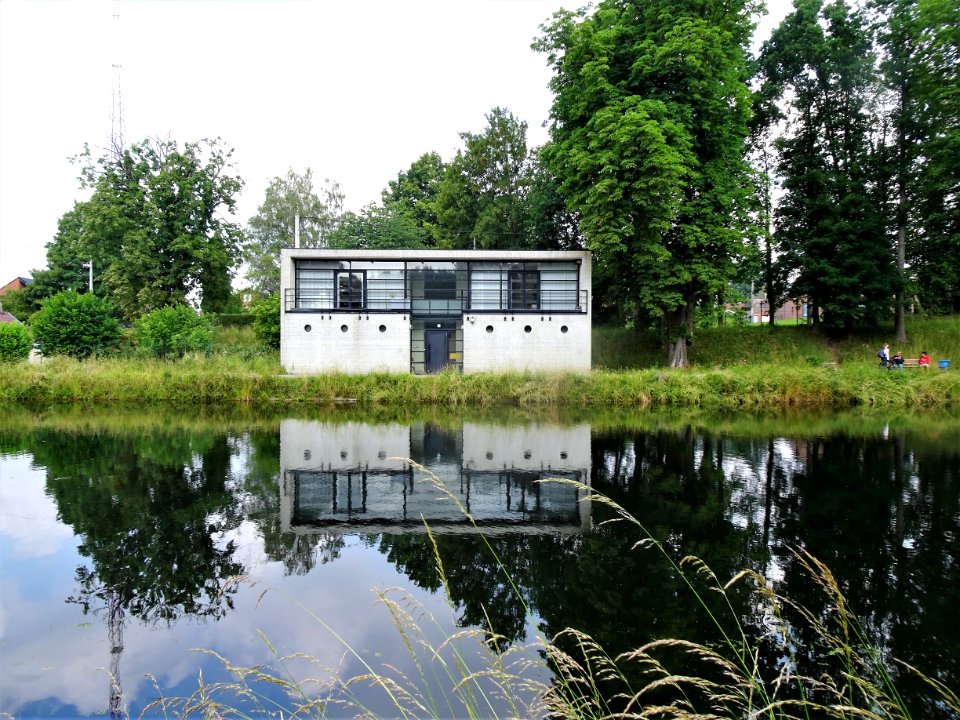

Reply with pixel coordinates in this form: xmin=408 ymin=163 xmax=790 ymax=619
xmin=462 ymin=314 xmax=591 ymax=373
xmin=281 ymin=313 xmax=410 ymax=374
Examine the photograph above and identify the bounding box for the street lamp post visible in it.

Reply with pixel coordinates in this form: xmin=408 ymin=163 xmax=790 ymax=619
xmin=81 ymin=260 xmax=93 ymax=293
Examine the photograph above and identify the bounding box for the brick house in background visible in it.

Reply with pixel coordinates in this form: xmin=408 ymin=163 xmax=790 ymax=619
xmin=1 ymin=276 xmax=31 ymax=296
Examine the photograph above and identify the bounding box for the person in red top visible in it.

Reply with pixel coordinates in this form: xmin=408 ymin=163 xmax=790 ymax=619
xmin=919 ymin=351 xmax=931 ymax=368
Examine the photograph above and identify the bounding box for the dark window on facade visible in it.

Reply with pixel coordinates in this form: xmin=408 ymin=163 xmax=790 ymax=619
xmin=337 ymin=271 xmax=364 ymax=309
xmin=509 ymin=270 xmax=540 ymax=310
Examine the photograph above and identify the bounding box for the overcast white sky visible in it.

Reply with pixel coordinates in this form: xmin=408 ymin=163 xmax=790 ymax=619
xmin=0 ymin=0 xmax=791 ymax=285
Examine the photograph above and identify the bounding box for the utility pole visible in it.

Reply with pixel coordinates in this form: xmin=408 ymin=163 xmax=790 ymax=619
xmin=82 ymin=261 xmax=93 ymax=293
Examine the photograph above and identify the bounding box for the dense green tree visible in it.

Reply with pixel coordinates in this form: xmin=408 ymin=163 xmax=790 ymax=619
xmin=327 ymin=204 xmax=426 ymax=249
xmin=69 ymin=137 xmax=244 ymax=319
xmin=381 ymin=151 xmax=446 ymax=243
xmin=0 ymin=322 xmax=32 ymax=363
xmin=133 ymin=304 xmax=214 ymax=359
xmin=758 ymin=0 xmax=896 ymax=332
xmin=243 ymin=168 xmax=343 ymax=296
xmin=31 ymin=290 xmax=122 ymax=359
xmin=433 ymin=107 xmax=535 ymax=250
xmin=911 ymin=0 xmax=960 ymax=314
xmin=525 ymin=153 xmax=585 ymax=251
xmin=874 ymin=0 xmax=960 ymax=316
xmin=16 ymin=203 xmax=103 ymax=317
xmin=251 ymin=293 xmax=281 ymax=350
xmin=537 ymin=0 xmax=757 ymax=366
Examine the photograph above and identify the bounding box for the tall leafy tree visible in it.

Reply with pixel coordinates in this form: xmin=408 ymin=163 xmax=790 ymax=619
xmin=433 ymin=107 xmax=535 ymax=250
xmin=537 ymin=0 xmax=757 ymax=366
xmin=73 ymin=138 xmax=244 ymax=319
xmin=327 ymin=204 xmax=426 ymax=250
xmin=381 ymin=151 xmax=446 ymax=244
xmin=758 ymin=0 xmax=896 ymax=332
xmin=243 ymin=168 xmax=344 ymax=296
xmin=17 ymin=202 xmax=101 ymax=316
xmin=879 ymin=0 xmax=960 ymax=315
xmin=526 ymin=152 xmax=585 ymax=251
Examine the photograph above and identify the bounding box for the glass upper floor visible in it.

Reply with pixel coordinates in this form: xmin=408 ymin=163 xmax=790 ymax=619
xmin=284 ymin=258 xmax=588 ymax=314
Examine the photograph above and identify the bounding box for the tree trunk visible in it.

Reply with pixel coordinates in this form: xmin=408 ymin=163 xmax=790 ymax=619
xmin=667 ymin=299 xmax=694 ymax=368
xmin=893 ymin=162 xmax=907 ymax=343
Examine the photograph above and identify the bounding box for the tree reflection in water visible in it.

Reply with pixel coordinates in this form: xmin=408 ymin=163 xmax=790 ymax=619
xmin=0 ymin=410 xmax=956 ymax=720
xmin=35 ymin=428 xmax=244 ymax=719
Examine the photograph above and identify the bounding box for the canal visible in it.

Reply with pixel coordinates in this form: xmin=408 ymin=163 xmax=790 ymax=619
xmin=1 ymin=407 xmax=958 ymax=718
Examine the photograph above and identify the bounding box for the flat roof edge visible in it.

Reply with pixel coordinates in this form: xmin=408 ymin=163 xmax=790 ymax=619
xmin=281 ymin=248 xmax=590 ymax=260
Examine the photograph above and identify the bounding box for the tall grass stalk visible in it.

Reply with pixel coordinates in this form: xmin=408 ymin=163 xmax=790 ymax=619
xmin=537 ymin=480 xmax=959 ymax=720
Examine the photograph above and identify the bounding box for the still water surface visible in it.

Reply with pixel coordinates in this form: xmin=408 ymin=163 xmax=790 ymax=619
xmin=1 ymin=408 xmax=958 ymax=719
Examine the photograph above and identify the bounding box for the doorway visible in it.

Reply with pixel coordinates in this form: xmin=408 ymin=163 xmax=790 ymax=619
xmin=424 ymin=329 xmax=451 ymax=373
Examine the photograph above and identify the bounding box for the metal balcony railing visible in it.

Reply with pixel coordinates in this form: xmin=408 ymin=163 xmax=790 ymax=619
xmin=285 ymin=288 xmax=588 ymax=314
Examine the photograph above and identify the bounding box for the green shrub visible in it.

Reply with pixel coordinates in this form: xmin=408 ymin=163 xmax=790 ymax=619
xmin=214 ymin=313 xmax=255 ymax=328
xmin=134 ymin=305 xmax=214 ymax=359
xmin=32 ymin=291 xmax=121 ymax=359
xmin=0 ymin=322 xmax=33 ymax=363
xmin=251 ymin=294 xmax=280 ymax=350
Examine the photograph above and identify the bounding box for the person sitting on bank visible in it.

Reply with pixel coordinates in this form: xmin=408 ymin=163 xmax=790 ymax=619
xmin=919 ymin=351 xmax=931 ymax=368
xmin=892 ymin=351 xmax=905 ymax=370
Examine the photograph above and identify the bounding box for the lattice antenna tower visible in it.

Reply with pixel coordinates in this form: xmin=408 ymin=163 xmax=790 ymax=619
xmin=109 ymin=2 xmax=125 ymax=159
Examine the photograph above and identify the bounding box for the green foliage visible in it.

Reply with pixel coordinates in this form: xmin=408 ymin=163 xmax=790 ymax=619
xmin=433 ymin=107 xmax=535 ymax=249
xmin=134 ymin=305 xmax=214 ymax=359
xmin=251 ymin=294 xmax=281 ymax=350
xmin=0 ymin=322 xmax=33 ymax=363
xmin=242 ymin=168 xmax=344 ymax=296
xmin=758 ymin=0 xmax=895 ymax=332
xmin=0 ymin=287 xmax=35 ymax=321
xmin=65 ymin=138 xmax=244 ymax=319
xmin=31 ymin=291 xmax=121 ymax=359
xmin=214 ymin=313 xmax=254 ymax=328
xmin=381 ymin=151 xmax=446 ymax=244
xmin=328 ymin=203 xmax=426 ymax=249
xmin=537 ymin=0 xmax=758 ymax=365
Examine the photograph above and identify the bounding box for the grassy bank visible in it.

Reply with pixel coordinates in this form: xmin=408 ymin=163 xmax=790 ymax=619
xmin=1 ymin=317 xmax=956 ymax=409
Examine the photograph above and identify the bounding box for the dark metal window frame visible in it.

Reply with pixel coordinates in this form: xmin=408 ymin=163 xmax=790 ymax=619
xmin=508 ymin=267 xmax=541 ymax=311
xmin=336 ymin=270 xmax=365 ymax=309
xmin=288 ymin=258 xmax=585 ymax=314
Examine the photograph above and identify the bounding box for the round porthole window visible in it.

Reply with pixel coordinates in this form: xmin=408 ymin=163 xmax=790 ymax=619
xmin=486 ymin=325 xmax=494 ymax=333
xmin=524 ymin=325 xmax=532 ymax=333
xmin=379 ymin=324 xmax=387 ymax=333
xmin=560 ymin=325 xmax=569 ymax=333
xmin=340 ymin=324 xmax=348 ymax=333
xmin=304 ymin=324 xmax=312 ymax=332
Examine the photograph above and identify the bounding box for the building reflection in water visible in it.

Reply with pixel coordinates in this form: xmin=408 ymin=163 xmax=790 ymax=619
xmin=280 ymin=420 xmax=592 ymax=535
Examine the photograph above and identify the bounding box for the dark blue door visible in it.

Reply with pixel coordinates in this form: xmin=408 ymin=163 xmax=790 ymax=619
xmin=425 ymin=330 xmax=450 ymax=373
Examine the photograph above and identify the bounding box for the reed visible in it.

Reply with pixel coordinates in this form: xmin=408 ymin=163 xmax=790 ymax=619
xmin=2 ymin=315 xmax=956 ymax=409
xmin=2 ymin=355 xmax=957 ymax=409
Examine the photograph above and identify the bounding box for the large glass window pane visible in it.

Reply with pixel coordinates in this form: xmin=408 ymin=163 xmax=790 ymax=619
xmin=469 ymin=268 xmax=505 ymax=310
xmin=539 ymin=263 xmax=579 ymax=310
xmin=296 ymin=263 xmax=335 ymax=308
xmin=337 ymin=271 xmax=364 ymax=308
xmin=367 ymin=269 xmax=407 ymax=309
xmin=509 ymin=269 xmax=539 ymax=310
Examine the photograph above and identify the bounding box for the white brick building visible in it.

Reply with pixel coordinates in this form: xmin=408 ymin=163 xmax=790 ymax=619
xmin=280 ymin=248 xmax=591 ymax=374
